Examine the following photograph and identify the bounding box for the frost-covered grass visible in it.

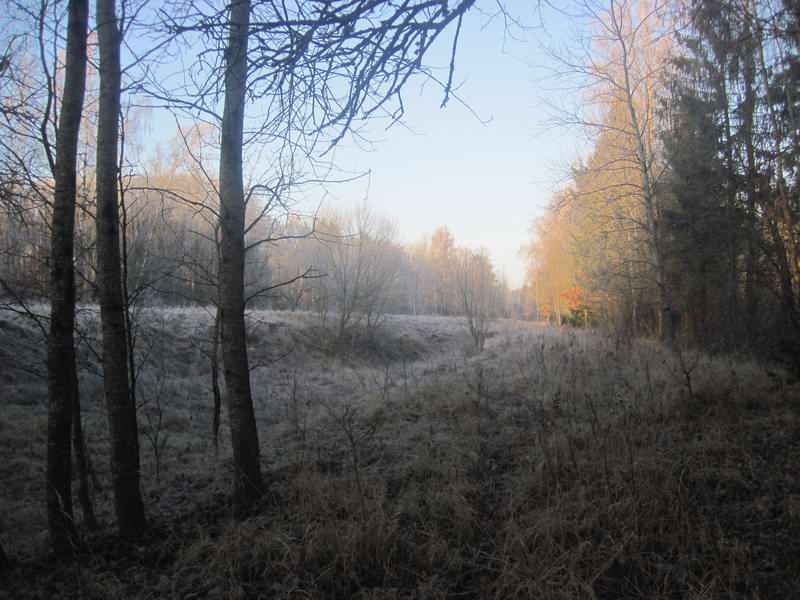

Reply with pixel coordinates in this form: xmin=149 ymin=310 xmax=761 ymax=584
xmin=0 ymin=308 xmax=798 ymax=599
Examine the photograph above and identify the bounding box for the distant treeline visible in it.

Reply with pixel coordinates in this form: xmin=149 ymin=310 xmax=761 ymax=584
xmin=0 ymin=183 xmax=521 ymax=324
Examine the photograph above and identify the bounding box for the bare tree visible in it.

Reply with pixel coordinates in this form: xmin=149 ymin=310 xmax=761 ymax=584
xmin=430 ymin=227 xmax=458 ymax=315
xmin=456 ymin=248 xmax=498 ymax=349
xmin=95 ymin=0 xmax=145 ymax=537
xmin=0 ymin=7 xmax=54 ymax=308
xmin=361 ymin=218 xmax=404 ymax=335
xmin=314 ymin=204 xmax=401 ymax=342
xmin=157 ymin=0 xmax=474 ymax=507
xmin=0 ymin=2 xmax=98 ymax=547
xmin=215 ymin=0 xmax=263 ymax=506
xmin=44 ymin=0 xmax=89 ymax=557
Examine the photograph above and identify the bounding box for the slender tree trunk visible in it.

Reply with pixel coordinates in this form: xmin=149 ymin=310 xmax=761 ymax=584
xmin=741 ymin=39 xmax=760 ymax=340
xmin=71 ymin=360 xmax=96 ymax=530
xmin=46 ymin=0 xmax=88 ymax=558
xmin=625 ymin=260 xmax=638 ymax=335
xmin=211 ymin=301 xmax=222 ymax=449
xmin=95 ymin=0 xmax=145 ymax=537
xmin=211 ymin=227 xmax=223 ymax=449
xmin=120 ymin=184 xmax=138 ymax=414
xmin=719 ymin=73 xmax=740 ymax=345
xmin=218 ymin=0 xmax=262 ymax=507
xmin=554 ymin=265 xmax=561 ymax=326
xmin=627 ymin=102 xmax=670 ymax=341
xmin=612 ymin=7 xmax=673 ymax=342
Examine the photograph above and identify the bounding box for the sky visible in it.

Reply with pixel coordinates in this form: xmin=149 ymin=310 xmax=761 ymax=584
xmin=139 ymin=1 xmax=583 ymax=289
xmin=312 ymin=3 xmax=581 ymax=288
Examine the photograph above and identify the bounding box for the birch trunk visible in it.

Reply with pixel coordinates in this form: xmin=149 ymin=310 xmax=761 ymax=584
xmin=95 ymin=0 xmax=145 ymax=537
xmin=46 ymin=0 xmax=89 ymax=557
xmin=218 ymin=0 xmax=263 ymax=506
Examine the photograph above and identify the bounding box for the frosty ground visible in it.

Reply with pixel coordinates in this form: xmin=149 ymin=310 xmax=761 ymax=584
xmin=0 ymin=308 xmax=798 ymax=599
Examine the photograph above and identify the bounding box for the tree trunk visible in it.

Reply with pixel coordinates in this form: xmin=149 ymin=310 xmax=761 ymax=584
xmin=741 ymin=37 xmax=760 ymax=340
xmin=218 ymin=0 xmax=263 ymax=507
xmin=211 ymin=301 xmax=222 ymax=450
xmin=618 ymin=35 xmax=672 ymax=342
xmin=71 ymin=360 xmax=96 ymax=530
xmin=121 ymin=191 xmax=139 ymax=416
xmin=46 ymin=0 xmax=88 ymax=558
xmin=95 ymin=0 xmax=145 ymax=538
xmin=719 ymin=73 xmax=740 ymax=345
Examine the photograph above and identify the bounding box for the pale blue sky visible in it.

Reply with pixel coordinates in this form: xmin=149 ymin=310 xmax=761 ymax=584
xmin=314 ymin=3 xmax=580 ymax=287
xmin=138 ymin=1 xmax=580 ymax=288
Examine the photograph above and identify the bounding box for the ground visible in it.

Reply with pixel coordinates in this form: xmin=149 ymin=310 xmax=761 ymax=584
xmin=0 ymin=308 xmax=798 ymax=599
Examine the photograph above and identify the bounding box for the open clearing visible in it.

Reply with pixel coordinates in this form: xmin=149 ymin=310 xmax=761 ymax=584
xmin=1 ymin=309 xmax=799 ymax=599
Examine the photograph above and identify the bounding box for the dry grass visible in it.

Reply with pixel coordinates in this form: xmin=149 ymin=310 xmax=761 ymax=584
xmin=0 ymin=308 xmax=798 ymax=598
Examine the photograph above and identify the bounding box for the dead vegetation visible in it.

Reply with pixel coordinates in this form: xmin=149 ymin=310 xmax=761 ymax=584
xmin=0 ymin=309 xmax=798 ymax=599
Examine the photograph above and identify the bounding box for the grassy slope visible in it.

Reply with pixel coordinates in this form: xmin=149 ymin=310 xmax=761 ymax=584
xmin=0 ymin=308 xmax=798 ymax=599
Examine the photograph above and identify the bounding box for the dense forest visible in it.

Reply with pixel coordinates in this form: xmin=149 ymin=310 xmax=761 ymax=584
xmin=0 ymin=0 xmax=798 ymax=598
xmin=525 ymin=0 xmax=800 ymax=362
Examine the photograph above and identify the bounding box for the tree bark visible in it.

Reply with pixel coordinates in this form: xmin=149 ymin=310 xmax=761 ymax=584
xmin=211 ymin=301 xmax=222 ymax=450
xmin=71 ymin=360 xmax=96 ymax=530
xmin=121 ymin=192 xmax=139 ymax=417
xmin=96 ymin=0 xmax=145 ymax=537
xmin=46 ymin=0 xmax=88 ymax=558
xmin=218 ymin=0 xmax=263 ymax=507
